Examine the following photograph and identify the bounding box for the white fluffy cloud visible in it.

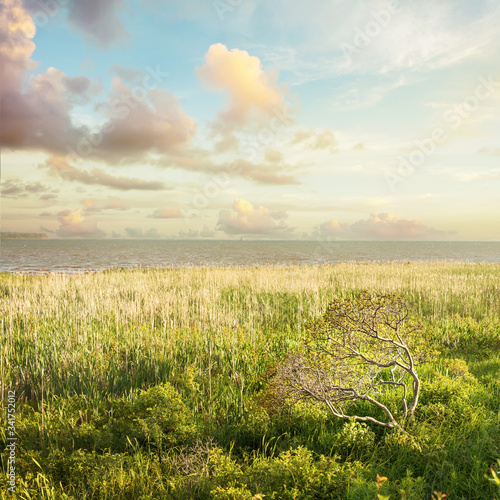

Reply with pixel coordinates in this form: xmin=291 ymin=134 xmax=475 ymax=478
xmin=197 ymin=43 xmax=286 ymax=127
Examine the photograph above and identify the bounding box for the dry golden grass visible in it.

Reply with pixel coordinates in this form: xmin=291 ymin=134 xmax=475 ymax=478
xmin=2 ymin=262 xmax=499 ymax=327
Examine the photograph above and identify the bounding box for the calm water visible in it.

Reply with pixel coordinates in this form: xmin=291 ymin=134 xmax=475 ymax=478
xmin=0 ymin=240 xmax=499 ymax=274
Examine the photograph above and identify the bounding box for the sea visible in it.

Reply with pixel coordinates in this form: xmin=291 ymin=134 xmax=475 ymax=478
xmin=0 ymin=240 xmax=499 ymax=275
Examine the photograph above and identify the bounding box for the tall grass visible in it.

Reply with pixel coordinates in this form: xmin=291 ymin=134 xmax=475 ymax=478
xmin=1 ymin=263 xmax=497 ymax=401
xmin=1 ymin=262 xmax=499 ymax=499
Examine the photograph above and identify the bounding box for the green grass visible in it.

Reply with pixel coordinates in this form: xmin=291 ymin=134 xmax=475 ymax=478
xmin=1 ymin=262 xmax=500 ymax=499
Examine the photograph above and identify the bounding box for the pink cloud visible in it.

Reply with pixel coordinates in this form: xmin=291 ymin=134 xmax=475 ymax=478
xmin=317 ymin=213 xmax=448 ymax=240
xmin=55 ymin=208 xmax=106 ymax=238
xmin=81 ymin=196 xmax=129 ymax=213
xmin=351 ymin=213 xmax=445 ymax=239
xmin=1 ymin=2 xmax=196 ymax=171
xmin=149 ymin=208 xmax=184 ymax=219
xmin=217 ymin=199 xmax=295 ymax=237
xmin=92 ymin=78 xmax=197 ymax=162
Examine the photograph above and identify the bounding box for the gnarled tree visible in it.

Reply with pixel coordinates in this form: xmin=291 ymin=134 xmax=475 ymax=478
xmin=274 ymin=291 xmax=424 ymax=429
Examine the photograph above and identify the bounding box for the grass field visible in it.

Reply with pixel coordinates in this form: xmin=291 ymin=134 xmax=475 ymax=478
xmin=1 ymin=262 xmax=500 ymax=499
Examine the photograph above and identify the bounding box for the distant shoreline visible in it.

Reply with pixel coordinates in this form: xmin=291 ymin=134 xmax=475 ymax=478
xmin=2 ymin=260 xmax=500 ymax=278
xmin=1 ymin=232 xmax=48 ymax=240
xmin=2 ymin=240 xmax=500 ymax=274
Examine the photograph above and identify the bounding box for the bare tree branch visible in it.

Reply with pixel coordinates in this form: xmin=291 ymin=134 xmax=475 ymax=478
xmin=273 ymin=291 xmax=423 ymax=430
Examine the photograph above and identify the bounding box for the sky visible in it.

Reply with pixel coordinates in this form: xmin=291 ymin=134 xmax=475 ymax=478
xmin=1 ymin=0 xmax=499 ymax=241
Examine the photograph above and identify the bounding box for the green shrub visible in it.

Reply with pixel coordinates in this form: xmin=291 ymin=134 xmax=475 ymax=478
xmin=247 ymin=446 xmax=360 ymax=499
xmin=110 ymin=383 xmax=195 ymax=449
xmin=332 ymin=419 xmax=376 ymax=459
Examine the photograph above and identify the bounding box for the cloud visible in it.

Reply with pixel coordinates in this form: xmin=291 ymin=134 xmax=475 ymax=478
xmin=264 ymin=149 xmax=283 ymax=163
xmin=176 ymin=226 xmax=219 ymax=239
xmin=231 ymin=159 xmax=300 ymax=185
xmin=1 ymin=0 xmax=36 ymax=82
xmin=350 ymin=213 xmax=446 ymax=239
xmin=0 ymin=3 xmax=92 ymax=152
xmin=211 ymin=128 xmax=239 ymax=153
xmin=145 ymin=228 xmax=161 ymax=239
xmin=178 ymin=228 xmax=199 ymax=239
xmin=82 ymin=198 xmax=97 ymax=210
xmin=42 ymin=156 xmax=168 ymax=191
xmin=291 ymin=129 xmax=314 ymax=144
xmin=104 ymin=196 xmax=128 ymax=210
xmin=81 ymin=196 xmax=129 ymax=213
xmin=55 ymin=208 xmax=106 ymax=238
xmin=455 ymin=168 xmax=500 ymax=183
xmin=200 ymin=225 xmax=216 ymax=237
xmin=478 ymin=147 xmax=500 ymax=155
xmin=0 ymin=4 xmax=195 ymax=163
xmin=149 ymin=208 xmax=184 ymax=219
xmin=197 ymin=44 xmax=296 ymax=154
xmin=311 ymin=130 xmax=338 ymax=152
xmin=154 ymin=150 xmax=301 ymax=186
xmin=39 ymin=212 xmax=52 ymax=217
xmin=317 ymin=219 xmax=352 ymax=238
xmin=217 ymin=198 xmax=295 ymax=237
xmin=316 ymin=213 xmax=447 ymax=240
xmin=125 ymin=227 xmax=161 ymax=239
xmin=93 ymin=78 xmax=197 ymax=162
xmin=1 ymin=178 xmax=58 ymax=198
xmin=290 ymin=128 xmax=338 ymax=152
xmin=197 ymin=43 xmax=286 ymax=127
xmin=2 ymin=180 xmax=28 ymax=197
xmin=31 ymin=67 xmax=100 ymax=104
xmin=110 ymin=64 xmax=145 ymax=83
xmin=65 ymin=0 xmax=128 ymax=47
xmin=251 ymin=0 xmax=500 ymax=91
